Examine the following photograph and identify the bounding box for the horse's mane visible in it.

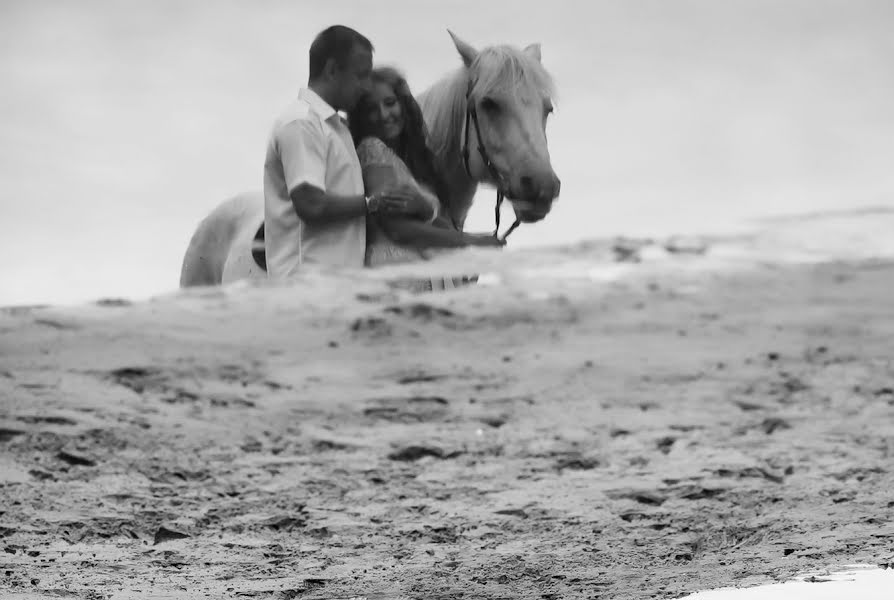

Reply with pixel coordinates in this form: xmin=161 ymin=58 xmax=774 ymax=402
xmin=419 ymin=44 xmax=556 ymax=178
xmin=418 ymin=68 xmax=468 ymax=176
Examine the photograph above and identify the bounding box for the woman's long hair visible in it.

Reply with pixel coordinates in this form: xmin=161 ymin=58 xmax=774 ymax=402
xmin=348 ymin=66 xmax=451 ymax=219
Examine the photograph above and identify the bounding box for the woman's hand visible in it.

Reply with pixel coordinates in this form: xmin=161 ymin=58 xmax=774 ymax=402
xmin=465 ymin=232 xmax=507 ymax=248
xmin=376 ymin=184 xmax=435 ymax=220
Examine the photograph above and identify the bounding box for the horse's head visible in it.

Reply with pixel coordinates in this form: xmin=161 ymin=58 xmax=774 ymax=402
xmin=450 ymin=31 xmax=560 ymax=224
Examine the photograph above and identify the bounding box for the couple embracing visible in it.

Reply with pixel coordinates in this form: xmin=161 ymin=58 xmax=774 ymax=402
xmin=264 ymin=25 xmax=502 ymax=291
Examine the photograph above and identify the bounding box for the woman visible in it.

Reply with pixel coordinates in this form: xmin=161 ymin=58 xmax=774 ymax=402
xmin=347 ymin=67 xmax=502 ymax=289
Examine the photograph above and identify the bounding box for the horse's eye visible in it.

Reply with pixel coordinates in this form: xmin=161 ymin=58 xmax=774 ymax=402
xmin=480 ymin=97 xmax=500 ymax=113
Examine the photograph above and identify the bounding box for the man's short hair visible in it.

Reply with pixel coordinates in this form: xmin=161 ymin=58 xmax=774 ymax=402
xmin=308 ymin=25 xmax=373 ymax=80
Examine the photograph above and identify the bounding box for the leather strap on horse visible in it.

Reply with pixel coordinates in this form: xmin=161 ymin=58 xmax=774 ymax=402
xmin=462 ymin=79 xmax=522 ymax=242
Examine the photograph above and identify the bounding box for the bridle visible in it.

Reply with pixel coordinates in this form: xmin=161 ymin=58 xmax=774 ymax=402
xmin=461 ymin=80 xmax=522 ymax=242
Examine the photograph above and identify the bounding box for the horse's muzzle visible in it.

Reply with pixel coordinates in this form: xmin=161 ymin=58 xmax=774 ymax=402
xmin=511 ymin=172 xmax=560 ymax=222
xmin=511 ymin=198 xmax=554 ymax=223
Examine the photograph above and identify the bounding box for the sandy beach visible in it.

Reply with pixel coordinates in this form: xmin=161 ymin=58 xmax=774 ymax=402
xmin=2 ymin=239 xmax=893 ymax=599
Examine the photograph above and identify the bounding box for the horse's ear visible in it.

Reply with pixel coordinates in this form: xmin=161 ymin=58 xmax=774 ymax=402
xmin=524 ymin=43 xmax=542 ymax=62
xmin=448 ymin=29 xmax=478 ymax=68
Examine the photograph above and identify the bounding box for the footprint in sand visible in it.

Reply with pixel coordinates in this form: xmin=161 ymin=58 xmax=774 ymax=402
xmin=350 ymin=316 xmax=394 ymax=337
xmin=672 ymin=484 xmax=727 ymax=501
xmin=714 ymin=466 xmax=786 ymax=484
xmin=354 ymin=302 xmax=470 ymax=333
xmin=384 ymin=302 xmax=457 ymax=321
xmin=56 ymin=450 xmax=97 ymax=467
xmin=655 ymin=436 xmax=676 ymax=454
xmin=102 ymin=364 xmax=276 ymax=407
xmin=363 ymin=396 xmax=450 ymax=424
xmin=388 ymin=444 xmax=462 ymax=461
xmin=106 ymin=366 xmax=168 ymax=394
xmin=606 ymin=488 xmax=668 ymax=506
xmin=396 ymin=371 xmax=449 ymax=385
xmin=32 ymin=318 xmax=80 ymax=331
xmin=554 ymin=453 xmax=601 ymax=472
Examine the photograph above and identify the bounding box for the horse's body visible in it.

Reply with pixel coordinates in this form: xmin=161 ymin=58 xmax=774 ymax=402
xmin=180 ymin=32 xmax=559 ymax=288
xmin=178 ymin=191 xmax=265 ymax=287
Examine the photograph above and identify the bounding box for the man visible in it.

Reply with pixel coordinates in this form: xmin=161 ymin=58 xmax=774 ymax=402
xmin=263 ymin=25 xmax=432 ymax=279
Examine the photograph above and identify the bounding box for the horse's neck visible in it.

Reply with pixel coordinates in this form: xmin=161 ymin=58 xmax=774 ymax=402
xmin=419 ymin=69 xmax=479 ymax=231
xmin=442 ymin=162 xmax=477 ymax=230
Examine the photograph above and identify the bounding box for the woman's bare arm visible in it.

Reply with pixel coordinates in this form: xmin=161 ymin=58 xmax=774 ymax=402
xmin=376 ymin=217 xmax=504 ymax=249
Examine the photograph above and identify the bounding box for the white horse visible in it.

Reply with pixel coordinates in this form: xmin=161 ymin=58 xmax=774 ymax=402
xmin=179 ymin=31 xmax=560 ymax=287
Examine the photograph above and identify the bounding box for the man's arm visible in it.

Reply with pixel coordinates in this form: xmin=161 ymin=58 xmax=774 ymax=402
xmin=277 ymin=120 xmax=364 ymax=224
xmin=289 ymin=183 xmax=367 ymax=224
xmin=290 ymin=184 xmax=431 ymax=225
xmin=279 ymin=121 xmax=431 ymax=224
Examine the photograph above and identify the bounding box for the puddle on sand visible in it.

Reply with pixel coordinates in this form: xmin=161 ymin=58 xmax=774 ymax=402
xmin=689 ymin=565 xmax=892 ymax=599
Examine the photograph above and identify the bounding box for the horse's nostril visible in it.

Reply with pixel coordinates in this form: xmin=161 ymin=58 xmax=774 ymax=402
xmin=520 ymin=176 xmax=535 ymax=195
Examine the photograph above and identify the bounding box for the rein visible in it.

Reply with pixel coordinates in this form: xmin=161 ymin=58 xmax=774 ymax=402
xmin=461 ymin=81 xmax=521 ymax=242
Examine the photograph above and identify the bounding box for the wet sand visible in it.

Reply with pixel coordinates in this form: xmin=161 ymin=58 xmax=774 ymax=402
xmin=1 ymin=257 xmax=893 ymax=599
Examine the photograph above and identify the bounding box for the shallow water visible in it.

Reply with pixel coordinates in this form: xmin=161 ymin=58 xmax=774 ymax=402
xmin=4 ymin=206 xmax=893 ymax=311
xmin=690 ymin=565 xmax=892 ymax=599
xmin=397 ymin=207 xmax=894 ymax=294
